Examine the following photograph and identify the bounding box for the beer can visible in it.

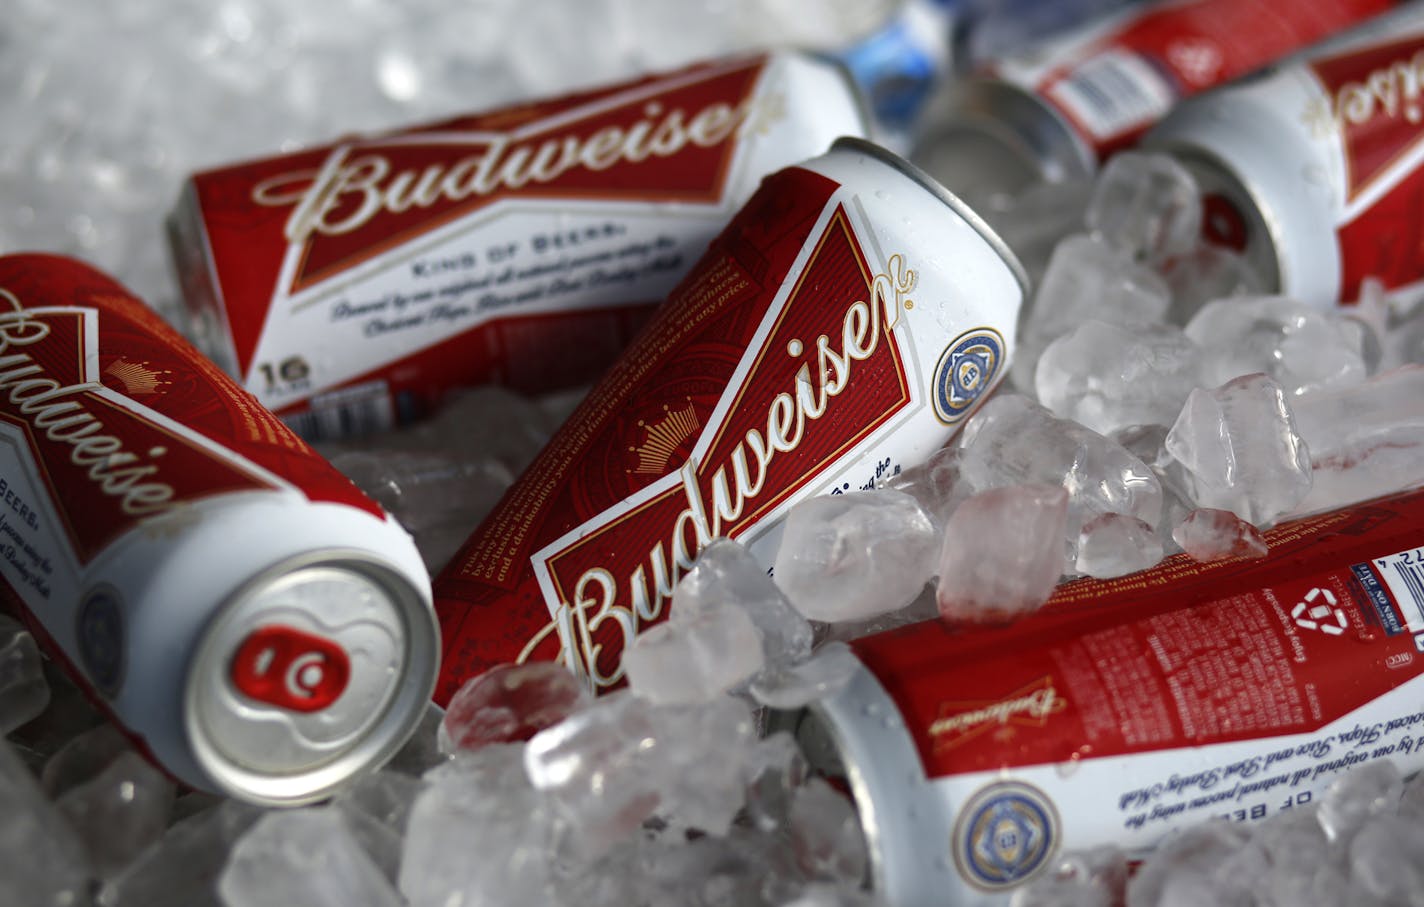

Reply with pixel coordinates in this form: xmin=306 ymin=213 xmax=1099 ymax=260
xmin=431 ymin=136 xmax=1027 ymax=701
xmin=775 ymin=485 xmax=1424 ymax=905
xmin=168 ymin=51 xmax=870 ymax=440
xmin=0 ymin=254 xmax=439 ymax=806
xmin=1145 ymin=4 xmax=1424 ymax=307
xmin=914 ymin=0 xmax=1393 ymax=200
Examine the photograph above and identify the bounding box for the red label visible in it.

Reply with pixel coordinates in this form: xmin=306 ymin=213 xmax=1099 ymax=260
xmin=189 ymin=56 xmax=771 ymax=377
xmin=853 ymin=488 xmax=1424 ymax=778
xmin=432 ymin=166 xmax=918 ymax=700
xmin=1026 ymin=0 xmax=1391 ymax=157
xmin=1310 ymin=33 xmax=1424 ymax=300
xmin=0 ymin=254 xmax=382 ymax=564
xmin=1310 ymin=33 xmax=1424 ymax=205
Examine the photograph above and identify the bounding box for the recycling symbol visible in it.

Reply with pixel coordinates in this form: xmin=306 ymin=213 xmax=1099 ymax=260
xmin=1292 ymin=587 xmax=1346 ymax=636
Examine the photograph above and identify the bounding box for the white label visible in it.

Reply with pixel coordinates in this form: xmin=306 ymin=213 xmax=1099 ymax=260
xmin=1047 ymin=49 xmax=1176 ymax=140
xmin=281 ymin=379 xmax=395 ymax=439
xmin=1373 ymin=546 xmax=1424 ymax=630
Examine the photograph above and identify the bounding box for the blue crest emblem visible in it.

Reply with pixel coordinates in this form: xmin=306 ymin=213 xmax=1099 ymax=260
xmin=954 ymin=780 xmax=1059 ymax=890
xmin=933 ymin=328 xmax=1004 ymax=424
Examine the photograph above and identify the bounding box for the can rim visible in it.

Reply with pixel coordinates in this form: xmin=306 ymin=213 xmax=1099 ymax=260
xmin=1147 ymin=139 xmax=1285 ymax=296
xmin=933 ymin=77 xmax=1095 ymax=183
xmin=831 ymin=135 xmax=1031 ymax=297
xmin=182 ymin=548 xmax=439 ymax=806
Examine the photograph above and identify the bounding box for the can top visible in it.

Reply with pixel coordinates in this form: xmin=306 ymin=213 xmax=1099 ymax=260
xmin=184 ymin=550 xmax=438 ymax=806
xmin=915 ymin=76 xmax=1093 ymax=191
xmin=832 ymin=136 xmax=1031 ymax=298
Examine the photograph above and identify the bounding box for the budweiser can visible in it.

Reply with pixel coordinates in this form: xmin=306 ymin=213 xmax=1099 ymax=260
xmin=0 ymin=254 xmax=439 ymax=806
xmin=776 ymin=485 xmax=1424 ymax=905
xmin=1145 ymin=5 xmax=1424 ymax=307
xmin=432 ymin=137 xmax=1026 ymax=700
xmin=914 ymin=0 xmax=1392 ymax=199
xmin=168 ymin=51 xmax=870 ymax=440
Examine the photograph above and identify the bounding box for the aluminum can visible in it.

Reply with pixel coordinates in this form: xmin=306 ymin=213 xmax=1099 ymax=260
xmin=431 ymin=137 xmax=1026 ymax=702
xmin=0 ymin=254 xmax=439 ymax=806
xmin=1145 ymin=5 xmax=1424 ymax=307
xmin=914 ymin=0 xmax=1393 ymax=199
xmin=168 ymin=51 xmax=870 ymax=440
xmin=775 ymin=485 xmax=1424 ymax=906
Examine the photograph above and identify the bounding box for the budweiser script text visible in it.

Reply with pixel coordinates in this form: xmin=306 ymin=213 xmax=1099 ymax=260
xmin=522 ymin=253 xmax=918 ymax=689
xmin=0 ymin=289 xmax=177 ymax=519
xmin=1313 ymin=44 xmax=1424 ymax=132
xmin=252 ymin=94 xmax=781 ymax=247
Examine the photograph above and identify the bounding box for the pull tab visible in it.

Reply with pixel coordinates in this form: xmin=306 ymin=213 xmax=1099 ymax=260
xmin=230 ymin=624 xmax=351 ymax=712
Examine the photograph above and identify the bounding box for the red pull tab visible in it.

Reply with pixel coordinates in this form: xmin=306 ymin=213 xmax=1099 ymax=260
xmin=230 ymin=625 xmax=351 ymax=713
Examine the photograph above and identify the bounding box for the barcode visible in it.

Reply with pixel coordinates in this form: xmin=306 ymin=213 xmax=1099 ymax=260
xmin=1046 ymin=49 xmax=1175 ymax=141
xmin=281 ymin=381 xmax=395 ymax=441
xmin=1373 ymin=547 xmax=1424 ymax=630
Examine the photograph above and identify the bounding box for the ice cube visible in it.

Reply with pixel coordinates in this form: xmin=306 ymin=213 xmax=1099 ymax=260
xmin=1124 ymin=820 xmax=1251 ymax=907
xmin=1239 ymin=806 xmax=1337 ymax=907
xmin=881 ymin=445 xmax=969 ymax=524
xmin=622 ymin=601 xmax=764 ymax=704
xmin=1012 ymin=233 xmax=1171 ymax=390
xmin=957 ymin=394 xmax=1163 ymax=535
xmin=8 ymin=659 xmax=106 ymax=775
xmin=1171 ymin=509 xmax=1268 ymax=562
xmin=772 ymin=489 xmax=940 ymax=624
xmin=41 ymin=721 xmax=131 ymax=798
xmin=1165 ymin=374 xmax=1312 ymax=525
xmin=219 ymin=807 xmax=402 ymax=907
xmin=937 ymin=484 xmax=1069 ymax=622
xmin=98 ymin=800 xmax=264 ymax=907
xmin=439 ymin=661 xmax=589 ymax=754
xmin=744 ymin=731 xmax=808 ymax=834
xmin=1011 ymin=844 xmax=1127 ymax=907
xmin=1086 ymin=151 xmax=1201 ymax=265
xmin=523 ymin=693 xmax=661 ymax=853
xmin=1289 ymin=365 xmax=1424 ymax=515
xmin=56 ymin=749 xmax=175 ymax=879
xmin=1317 ymin=759 xmax=1403 ymax=844
xmin=1075 ymin=513 xmax=1162 ymax=578
xmin=1160 ymin=245 xmax=1264 ymax=326
xmin=384 ymin=701 xmax=448 ymax=777
xmin=331 ymin=770 xmax=424 ymax=885
xmin=1349 ymin=812 xmax=1424 ymax=904
xmin=782 ymin=881 xmax=887 ymax=906
xmin=400 ymin=745 xmax=559 ymax=907
xmin=1035 ymin=320 xmax=1203 ymax=435
xmin=0 ymin=739 xmax=91 ymax=906
xmin=524 ymin=693 xmax=757 ymax=851
xmin=1185 ymin=295 xmax=1368 ymax=397
xmin=789 ymin=778 xmax=866 ymax=884
xmin=749 ymin=640 xmax=859 ymax=709
xmin=673 ymin=538 xmax=812 ymax=670
xmin=0 ymin=614 xmax=49 ymax=736
xmin=650 ymin=695 xmax=757 ymax=837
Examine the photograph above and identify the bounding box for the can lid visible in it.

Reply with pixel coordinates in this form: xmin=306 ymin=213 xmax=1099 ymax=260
xmin=183 ymin=551 xmax=438 ymax=806
xmin=831 ymin=135 xmax=1031 ymax=298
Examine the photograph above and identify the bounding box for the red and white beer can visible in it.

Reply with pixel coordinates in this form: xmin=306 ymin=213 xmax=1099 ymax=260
xmin=1145 ymin=5 xmax=1424 ymax=307
xmin=431 ymin=137 xmax=1027 ymax=702
xmin=915 ymin=0 xmax=1393 ymax=198
xmin=168 ymin=51 xmax=869 ymax=440
xmin=0 ymin=254 xmax=439 ymax=806
xmin=779 ymin=485 xmax=1424 ymax=905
